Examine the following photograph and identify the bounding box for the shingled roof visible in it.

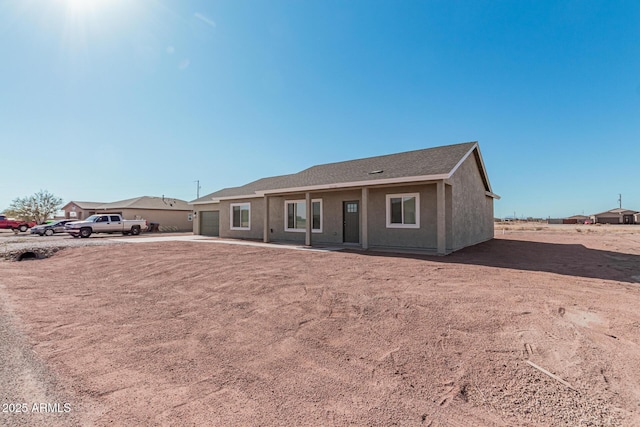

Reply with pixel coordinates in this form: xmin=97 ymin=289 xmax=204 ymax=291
xmin=97 ymin=196 xmax=191 ymax=211
xmin=592 ymin=208 xmax=639 ymax=216
xmin=64 ymin=197 xmax=191 ymax=211
xmin=193 ymin=141 xmax=494 ymax=203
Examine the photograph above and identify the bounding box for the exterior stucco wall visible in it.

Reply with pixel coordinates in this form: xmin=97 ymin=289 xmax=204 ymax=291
xmin=219 ymin=198 xmax=265 ymax=240
xmin=445 ymin=184 xmax=453 ymax=252
xmin=367 ymin=184 xmax=438 ymax=250
xmin=265 ymin=186 xmax=439 ymax=249
xmin=594 ymin=214 xmax=622 ymax=224
xmin=121 ymin=209 xmax=193 ymax=232
xmin=192 ymin=202 xmax=219 ymax=235
xmin=63 ymin=204 xmax=96 ymax=220
xmin=266 ymin=190 xmax=362 ymax=245
xmin=64 ymin=209 xmax=91 ymax=220
xmin=449 ymin=154 xmax=494 ymax=250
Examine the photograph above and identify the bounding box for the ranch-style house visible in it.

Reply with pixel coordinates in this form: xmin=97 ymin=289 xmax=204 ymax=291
xmin=191 ymin=141 xmax=499 ymax=255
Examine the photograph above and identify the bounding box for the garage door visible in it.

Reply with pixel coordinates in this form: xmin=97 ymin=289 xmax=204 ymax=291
xmin=200 ymin=211 xmax=219 ymax=236
xmin=597 ymin=217 xmax=619 ymax=224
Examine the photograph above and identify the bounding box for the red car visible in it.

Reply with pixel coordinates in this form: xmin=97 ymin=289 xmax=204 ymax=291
xmin=0 ymin=215 xmax=37 ymax=232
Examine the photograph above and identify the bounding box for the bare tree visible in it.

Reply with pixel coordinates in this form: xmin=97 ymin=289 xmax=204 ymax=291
xmin=4 ymin=190 xmax=63 ymax=224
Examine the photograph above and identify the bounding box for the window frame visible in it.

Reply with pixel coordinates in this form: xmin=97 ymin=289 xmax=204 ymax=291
xmin=230 ymin=202 xmax=251 ymax=230
xmin=284 ymin=199 xmax=323 ymax=233
xmin=385 ymin=193 xmax=420 ymax=229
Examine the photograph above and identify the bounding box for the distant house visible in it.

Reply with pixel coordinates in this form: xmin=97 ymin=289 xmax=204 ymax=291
xmin=62 ymin=196 xmax=193 ymax=231
xmin=191 ymin=141 xmax=499 ymax=255
xmin=563 ymin=215 xmax=590 ymax=224
xmin=61 ymin=201 xmax=106 ymax=221
xmin=590 ymin=208 xmax=639 ymax=225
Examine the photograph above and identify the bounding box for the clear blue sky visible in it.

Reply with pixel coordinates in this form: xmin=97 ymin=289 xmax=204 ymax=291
xmin=1 ymin=0 xmax=639 ymax=218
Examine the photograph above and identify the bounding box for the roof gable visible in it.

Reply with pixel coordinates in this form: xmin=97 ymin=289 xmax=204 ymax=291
xmin=61 ymin=201 xmax=106 ymax=210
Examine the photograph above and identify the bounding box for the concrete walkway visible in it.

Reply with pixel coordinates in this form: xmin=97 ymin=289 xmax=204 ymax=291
xmin=108 ymin=235 xmax=345 ymax=252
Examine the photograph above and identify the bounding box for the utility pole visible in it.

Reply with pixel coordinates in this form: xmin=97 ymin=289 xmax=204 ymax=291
xmin=618 ymin=194 xmax=622 ymax=209
xmin=195 ymin=180 xmax=201 ymax=199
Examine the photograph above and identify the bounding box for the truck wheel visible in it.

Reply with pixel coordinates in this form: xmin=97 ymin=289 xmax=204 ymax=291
xmin=80 ymin=228 xmax=92 ymax=238
xmin=130 ymin=225 xmax=141 ymax=236
xmin=19 ymin=225 xmax=28 ymax=233
xmin=44 ymin=229 xmax=54 ymax=236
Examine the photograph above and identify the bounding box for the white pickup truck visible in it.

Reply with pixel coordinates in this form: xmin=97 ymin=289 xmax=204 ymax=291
xmin=65 ymin=214 xmax=147 ymax=238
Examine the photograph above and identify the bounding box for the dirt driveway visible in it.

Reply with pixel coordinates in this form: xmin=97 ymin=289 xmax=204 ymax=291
xmin=1 ymin=230 xmax=640 ymax=426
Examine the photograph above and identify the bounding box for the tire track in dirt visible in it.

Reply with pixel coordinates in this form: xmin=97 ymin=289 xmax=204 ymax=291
xmin=0 ymin=284 xmax=97 ymax=427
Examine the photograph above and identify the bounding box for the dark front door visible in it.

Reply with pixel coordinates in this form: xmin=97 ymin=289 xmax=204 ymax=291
xmin=623 ymin=214 xmax=634 ymax=224
xmin=343 ymin=201 xmax=360 ymax=243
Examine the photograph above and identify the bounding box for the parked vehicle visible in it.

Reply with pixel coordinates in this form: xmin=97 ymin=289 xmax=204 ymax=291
xmin=0 ymin=215 xmax=37 ymax=232
xmin=30 ymin=219 xmax=76 ymax=236
xmin=65 ymin=214 xmax=147 ymax=238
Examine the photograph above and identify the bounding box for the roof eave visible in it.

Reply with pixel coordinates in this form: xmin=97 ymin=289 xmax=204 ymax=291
xmin=256 ymin=174 xmax=451 ymax=196
xmin=213 ymin=194 xmax=264 ymax=202
xmin=190 ymin=199 xmax=221 ymax=205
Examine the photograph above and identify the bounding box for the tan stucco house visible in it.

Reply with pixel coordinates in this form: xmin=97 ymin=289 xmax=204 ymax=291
xmin=62 ymin=196 xmax=193 ymax=231
xmin=60 ymin=201 xmax=106 ymax=221
xmin=590 ymin=208 xmax=638 ymax=225
xmin=191 ymin=142 xmax=499 ymax=254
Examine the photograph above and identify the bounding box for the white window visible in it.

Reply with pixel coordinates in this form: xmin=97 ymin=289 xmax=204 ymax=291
xmin=230 ymin=203 xmax=250 ymax=230
xmin=386 ymin=193 xmax=420 ymax=228
xmin=285 ymin=199 xmax=322 ymax=233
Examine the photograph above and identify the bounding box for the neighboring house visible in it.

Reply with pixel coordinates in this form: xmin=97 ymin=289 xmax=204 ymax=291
xmin=563 ymin=215 xmax=590 ymax=224
xmin=590 ymin=208 xmax=639 ymax=225
xmin=62 ymin=196 xmax=193 ymax=231
xmin=191 ymin=141 xmax=499 ymax=255
xmin=60 ymin=201 xmax=106 ymax=221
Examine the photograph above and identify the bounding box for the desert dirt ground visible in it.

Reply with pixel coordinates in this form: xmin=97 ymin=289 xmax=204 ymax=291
xmin=1 ymin=228 xmax=640 ymax=426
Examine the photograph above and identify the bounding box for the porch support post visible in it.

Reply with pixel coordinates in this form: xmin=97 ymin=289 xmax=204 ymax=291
xmin=437 ymin=180 xmax=446 ymax=255
xmin=305 ymin=192 xmax=312 ymax=246
xmin=361 ymin=187 xmax=369 ymax=250
xmin=263 ymin=195 xmax=270 ymax=243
